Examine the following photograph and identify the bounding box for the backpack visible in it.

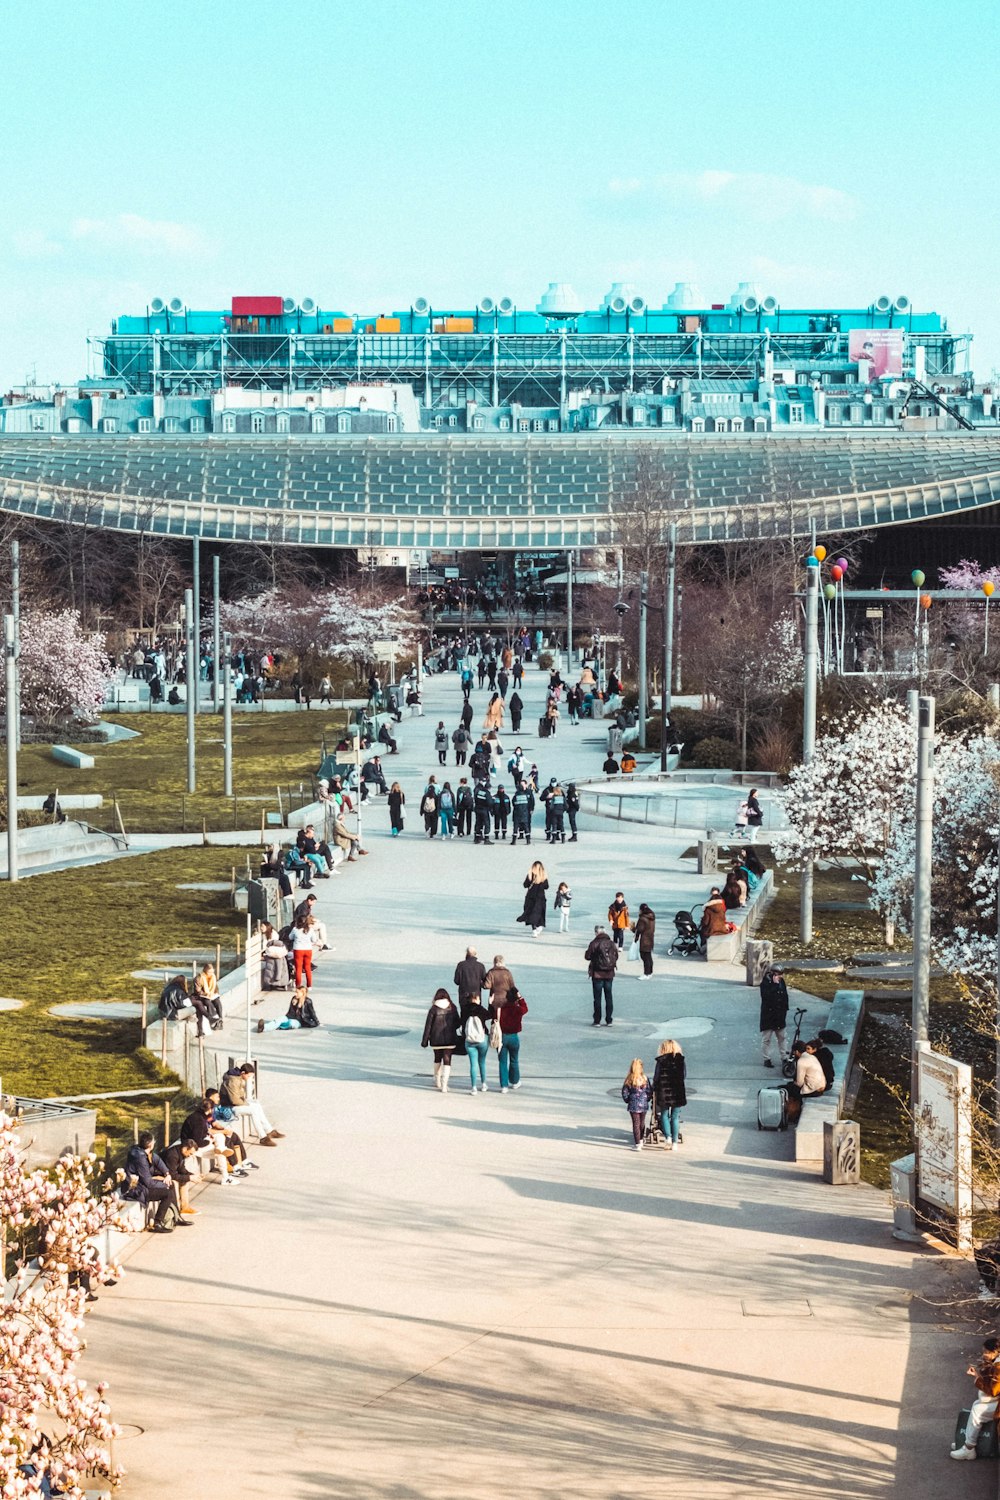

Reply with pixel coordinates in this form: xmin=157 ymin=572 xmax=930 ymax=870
xmin=421 ymin=792 xmax=437 ymax=814
xmin=592 ymin=936 xmax=618 ymax=970
xmin=457 ymin=785 xmax=474 ymax=809
xmin=439 ymin=790 xmax=454 ymax=811
xmin=465 ymin=1013 xmax=486 ymax=1045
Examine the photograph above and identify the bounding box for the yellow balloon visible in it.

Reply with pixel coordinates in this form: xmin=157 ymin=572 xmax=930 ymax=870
xmin=984 ymin=581 xmax=995 ymax=598
xmin=813 ymin=545 xmax=827 ymax=562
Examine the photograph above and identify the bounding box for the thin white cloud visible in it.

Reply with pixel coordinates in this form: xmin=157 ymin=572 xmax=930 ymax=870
xmin=70 ymin=213 xmax=210 ymax=255
xmin=609 ymin=170 xmax=858 ymax=223
xmin=10 ymin=229 xmax=63 ymax=259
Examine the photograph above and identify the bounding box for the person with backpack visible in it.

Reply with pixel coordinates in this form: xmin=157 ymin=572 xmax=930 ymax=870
xmin=493 ymin=783 xmax=511 ymax=842
xmin=511 ymin=781 xmax=534 ymax=844
xmin=438 ymin=781 xmax=457 ymax=838
xmin=455 ymin=778 xmax=474 ymax=837
xmin=565 ymin=783 xmax=580 ymax=842
xmin=460 ymin=991 xmax=493 ymax=1092
xmin=434 ymin=722 xmax=449 ymax=766
xmin=585 ymin=925 xmax=618 ymax=1025
xmin=452 ymin=724 xmax=471 ymax=765
xmin=461 ymin=666 xmax=474 ymax=700
xmin=420 ymin=778 xmax=440 ymax=838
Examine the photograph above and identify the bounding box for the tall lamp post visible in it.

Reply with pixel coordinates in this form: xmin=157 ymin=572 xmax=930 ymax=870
xmin=660 ymin=523 xmax=677 ymax=773
xmin=638 ymin=570 xmax=648 ymax=751
xmin=4 ymin=614 xmax=19 ymax=882
xmin=184 ymin=588 xmax=196 ymax=794
xmin=799 ymin=559 xmax=820 ymax=942
xmin=222 ymin=630 xmax=233 ymax=798
xmin=911 ymin=694 xmax=935 ymax=1114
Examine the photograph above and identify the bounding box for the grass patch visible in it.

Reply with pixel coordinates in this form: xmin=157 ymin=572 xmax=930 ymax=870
xmin=13 ymin=709 xmax=353 ymax=833
xmin=0 ymin=846 xmax=249 ymax=1154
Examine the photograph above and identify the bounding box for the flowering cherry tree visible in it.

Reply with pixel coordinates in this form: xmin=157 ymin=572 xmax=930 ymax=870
xmin=221 ymin=584 xmax=420 ymax=678
xmin=773 ymin=700 xmax=916 ymax=940
xmin=0 ymin=1114 xmax=123 ymax=1497
xmin=0 ymin=611 xmax=112 ymax=731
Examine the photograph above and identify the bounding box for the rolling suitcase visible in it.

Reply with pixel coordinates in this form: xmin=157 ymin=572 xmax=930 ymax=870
xmin=954 ymin=1410 xmax=999 ymax=1460
xmin=757 ymin=1084 xmax=790 ymax=1131
xmin=538 ymin=716 xmax=550 ymax=738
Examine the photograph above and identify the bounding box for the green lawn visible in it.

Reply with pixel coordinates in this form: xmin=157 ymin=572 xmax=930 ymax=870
xmin=12 ymin=708 xmax=353 ymax=833
xmin=0 ymin=846 xmax=249 ymax=1153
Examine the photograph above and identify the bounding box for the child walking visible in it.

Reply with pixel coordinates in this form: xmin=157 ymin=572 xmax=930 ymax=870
xmin=608 ymin=892 xmax=630 ymax=948
xmin=555 ymin=881 xmax=572 ymax=932
xmin=621 ymin=1058 xmax=653 ymax=1151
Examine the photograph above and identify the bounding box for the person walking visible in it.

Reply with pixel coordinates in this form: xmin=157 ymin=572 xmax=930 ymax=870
xmin=461 ymin=666 xmax=474 ymax=700
xmin=484 ymin=692 xmax=505 ymax=733
xmin=759 ymin=965 xmax=789 ymax=1068
xmin=453 ymin=946 xmax=487 ymax=1005
xmin=484 ymin=955 xmax=516 ymax=1008
xmin=555 ymin=881 xmax=572 ymax=932
xmin=456 ymin=777 xmax=474 ymax=837
xmin=608 ymin=892 xmax=630 ymax=948
xmin=509 ymin=689 xmax=523 ymax=733
xmin=497 ymin=986 xmax=528 ymax=1093
xmin=421 ymin=988 xmax=460 ymax=1092
xmin=565 ymin=782 xmax=580 ymax=842
xmin=473 ymin=780 xmax=495 ymax=844
xmin=438 ymin=781 xmax=456 ymax=838
xmin=517 ymin=861 xmax=549 ymax=938
xmin=632 ymin=902 xmax=656 ymax=979
xmin=434 ymin=721 xmax=449 ymax=766
xmin=653 ymin=1039 xmax=687 ymax=1149
xmin=745 ymin=788 xmax=764 ymax=843
xmin=621 ymin=1059 xmax=654 ymax=1150
xmin=512 ymin=656 xmax=524 ymax=688
xmin=420 ymin=778 xmax=440 ymax=838
xmin=951 ymin=1336 xmax=1000 ymax=1460
xmin=585 ymin=924 xmax=618 ymax=1025
xmin=461 ymin=991 xmax=493 ymax=1093
xmin=387 ymin=781 xmax=406 ymax=837
xmin=452 ymin=723 xmax=471 ymax=765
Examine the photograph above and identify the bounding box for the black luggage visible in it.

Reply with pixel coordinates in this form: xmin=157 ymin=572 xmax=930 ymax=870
xmin=757 ymin=1084 xmax=790 ymax=1131
xmin=954 ymin=1409 xmax=999 ymax=1460
xmin=538 ymin=716 xmax=550 ymax=738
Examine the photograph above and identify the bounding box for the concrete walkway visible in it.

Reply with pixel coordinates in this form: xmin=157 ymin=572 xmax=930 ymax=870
xmin=82 ymin=664 xmax=989 ymax=1498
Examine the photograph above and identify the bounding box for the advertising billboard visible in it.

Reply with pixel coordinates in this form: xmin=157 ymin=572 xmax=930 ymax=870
xmin=849 ymin=328 xmax=904 ymax=380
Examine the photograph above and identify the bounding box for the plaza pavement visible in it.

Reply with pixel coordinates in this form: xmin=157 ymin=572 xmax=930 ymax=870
xmin=82 ymin=666 xmax=991 ymax=1498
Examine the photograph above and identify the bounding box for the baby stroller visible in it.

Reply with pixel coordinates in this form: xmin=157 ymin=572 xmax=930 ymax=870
xmin=670 ymin=910 xmax=702 ymax=956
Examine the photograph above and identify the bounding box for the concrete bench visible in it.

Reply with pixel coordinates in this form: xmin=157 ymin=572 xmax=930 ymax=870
xmin=51 ymin=744 xmax=95 ymax=770
xmin=705 ymin=870 xmax=774 ymax=962
xmin=17 ymin=794 xmax=103 ymax=810
xmin=794 ymin=989 xmax=864 ymax=1164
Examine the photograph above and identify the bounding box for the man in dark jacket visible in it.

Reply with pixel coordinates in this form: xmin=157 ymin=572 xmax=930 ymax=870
xmin=759 ymin=965 xmax=789 ymax=1068
xmin=159 ymin=1139 xmax=200 ymax=1217
xmin=585 ymin=925 xmax=618 ymax=1026
xmin=493 ymin=784 xmax=511 ymax=841
xmin=125 ymin=1132 xmax=187 ymax=1231
xmin=452 ymin=725 xmax=471 ymax=764
xmin=460 ymin=698 xmax=474 ymax=730
xmin=455 ymin=778 xmax=474 ymax=837
xmin=473 ymin=781 xmax=495 ymax=844
xmin=454 ymin=947 xmax=487 ymax=1002
xmin=566 ymin=783 xmax=580 ymax=842
xmin=511 ymin=783 xmax=534 ymax=844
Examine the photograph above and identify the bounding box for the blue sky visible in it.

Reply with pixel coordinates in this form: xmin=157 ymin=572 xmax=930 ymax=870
xmin=1 ymin=0 xmax=998 ymax=385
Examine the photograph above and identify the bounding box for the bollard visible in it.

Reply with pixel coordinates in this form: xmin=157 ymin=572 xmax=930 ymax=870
xmin=163 ymin=1100 xmax=171 ymax=1146
xmin=132 ymin=1116 xmax=139 ymax=1144
xmin=697 ymin=840 xmax=719 ymax=876
xmin=745 ymin=939 xmax=773 ymax=987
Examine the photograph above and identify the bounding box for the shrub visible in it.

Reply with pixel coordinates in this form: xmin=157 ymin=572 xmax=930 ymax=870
xmin=537 ymin=651 xmax=555 ymax=670
xmin=748 ymin=721 xmax=798 ymax=776
xmin=688 ymin=735 xmax=738 ymax=768
xmin=668 ymin=705 xmax=731 ymax=751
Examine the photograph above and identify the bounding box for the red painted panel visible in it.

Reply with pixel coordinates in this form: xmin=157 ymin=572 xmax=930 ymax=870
xmin=231 ymin=296 xmax=284 ymax=317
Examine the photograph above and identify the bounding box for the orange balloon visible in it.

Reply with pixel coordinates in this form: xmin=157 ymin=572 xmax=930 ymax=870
xmin=920 ymin=594 xmax=932 ymax=609
xmin=984 ymin=581 xmax=996 ymax=598
xmin=813 ymin=545 xmax=827 ymax=562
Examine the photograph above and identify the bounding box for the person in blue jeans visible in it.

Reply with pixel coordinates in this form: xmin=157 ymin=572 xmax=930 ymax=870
xmin=652 ymin=1039 xmax=686 ymax=1149
xmin=460 ymin=993 xmax=492 ymax=1092
xmin=497 ymin=987 xmax=528 ymax=1092
xmin=438 ymin=782 xmax=456 ymax=838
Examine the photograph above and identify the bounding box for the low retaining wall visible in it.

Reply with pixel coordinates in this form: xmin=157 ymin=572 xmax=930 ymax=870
xmin=794 ymin=989 xmax=865 ymax=1166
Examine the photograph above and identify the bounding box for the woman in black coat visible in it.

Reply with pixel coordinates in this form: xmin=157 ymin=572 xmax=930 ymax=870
xmin=421 ymin=988 xmax=460 ymax=1092
xmin=517 ymin=860 xmax=549 ymax=938
xmin=652 ymin=1039 xmax=687 ymax=1149
xmin=509 ymin=691 xmax=523 ymax=733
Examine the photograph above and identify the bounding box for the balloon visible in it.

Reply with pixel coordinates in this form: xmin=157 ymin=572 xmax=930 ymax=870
xmin=835 ymin=557 xmax=849 ymax=573
xmin=984 ymin=581 xmax=996 ymax=598
xmin=824 ymin=583 xmax=837 ymax=600
xmin=830 ymin=565 xmax=844 ymax=582
xmin=813 ymin=545 xmax=827 ymax=562
xmin=911 ymin=569 xmax=925 ymax=586
xmin=806 ymin=556 xmax=820 ymax=568
xmin=920 ymin=594 xmax=932 ymax=609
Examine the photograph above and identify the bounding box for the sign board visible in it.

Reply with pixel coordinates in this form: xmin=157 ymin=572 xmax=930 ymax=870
xmin=866 ymin=608 xmax=884 ymax=619
xmin=373 ymin=639 xmax=397 ymax=662
xmin=849 ymin=328 xmax=903 ymax=381
xmin=444 ymin=566 xmax=460 ymax=579
xmin=916 ymin=1044 xmax=972 ymax=1249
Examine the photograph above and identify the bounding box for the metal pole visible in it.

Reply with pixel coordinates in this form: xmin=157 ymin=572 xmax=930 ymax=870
xmin=566 ymin=549 xmax=574 ymax=673
xmin=5 ymin=615 xmax=18 ymax=882
xmin=911 ymin=694 xmax=935 ymax=1115
xmin=353 ymin=732 xmax=363 ymax=851
xmin=674 ymin=582 xmax=682 ymax=694
xmin=184 ymin=589 xmax=196 ymax=793
xmin=212 ymin=553 xmax=221 ymax=709
xmin=10 ymin=542 xmax=20 ymax=751
xmin=799 ymin=564 xmax=820 ymax=942
xmin=661 ymin=523 xmax=677 ymax=773
xmin=638 ymin=569 xmax=648 ymax=751
xmin=223 ymin=630 xmax=233 ymax=798
xmin=192 ymin=537 xmax=201 ymax=715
